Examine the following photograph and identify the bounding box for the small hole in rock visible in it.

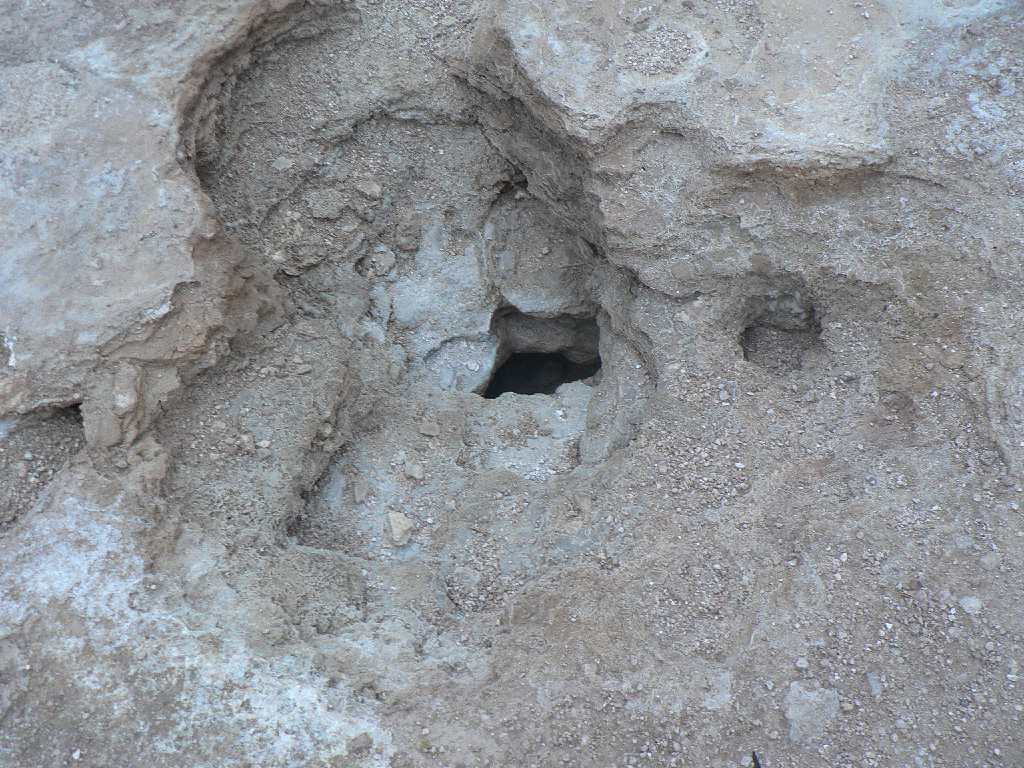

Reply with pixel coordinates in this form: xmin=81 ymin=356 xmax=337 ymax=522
xmin=740 ymin=292 xmax=823 ymax=374
xmin=482 ymin=309 xmax=602 ymax=398
xmin=484 ymin=352 xmax=601 ymax=398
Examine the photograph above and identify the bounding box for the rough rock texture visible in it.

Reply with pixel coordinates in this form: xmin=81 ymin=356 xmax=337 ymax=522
xmin=2 ymin=1 xmax=1024 ymax=766
xmin=0 ymin=0 xmax=301 ymax=445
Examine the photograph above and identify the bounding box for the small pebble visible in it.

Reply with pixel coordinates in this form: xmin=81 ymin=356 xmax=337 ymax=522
xmin=386 ymin=511 xmax=415 ymax=547
xmin=418 ymin=420 xmax=441 ymax=437
xmin=354 ymin=178 xmax=382 ymax=198
xmin=958 ymin=595 xmax=982 ymax=615
xmin=353 ymin=477 xmax=370 ymax=504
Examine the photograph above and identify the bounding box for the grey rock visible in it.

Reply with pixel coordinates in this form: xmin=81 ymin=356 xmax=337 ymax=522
xmin=784 ymin=681 xmax=840 ymax=745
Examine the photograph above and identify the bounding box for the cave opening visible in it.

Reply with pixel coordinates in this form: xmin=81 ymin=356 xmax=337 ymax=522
xmin=482 ymin=309 xmax=602 ymax=398
xmin=484 ymin=352 xmax=601 ymax=398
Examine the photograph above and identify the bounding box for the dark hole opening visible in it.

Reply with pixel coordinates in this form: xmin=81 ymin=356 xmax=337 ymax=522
xmin=483 ymin=352 xmax=601 ymax=398
xmin=739 ymin=292 xmax=823 ymax=373
xmin=740 ymin=325 xmax=822 ymax=372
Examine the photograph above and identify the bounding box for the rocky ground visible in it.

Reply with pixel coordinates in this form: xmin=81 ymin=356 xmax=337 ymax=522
xmin=2 ymin=1 xmax=1023 ymax=766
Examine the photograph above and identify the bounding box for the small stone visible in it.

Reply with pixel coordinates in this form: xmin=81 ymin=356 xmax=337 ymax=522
xmin=394 ymin=211 xmax=421 ymax=252
xmin=670 ymin=262 xmax=695 ymax=281
xmin=386 ymin=511 xmax=415 ymax=547
xmin=347 ymin=732 xmax=374 ymax=757
xmin=304 ymin=189 xmax=346 ymax=219
xmin=795 ymin=657 xmax=809 ymax=670
xmin=784 ymin=681 xmax=839 ymax=744
xmin=404 ymin=461 xmax=425 ymax=480
xmin=572 ymin=493 xmax=593 ymax=516
xmin=353 ymin=477 xmax=370 ymax=504
xmin=294 ymin=364 xmax=313 ymax=375
xmin=72 ymin=750 xmax=81 ymax=761
xmin=958 ymin=595 xmax=982 ymax=615
xmin=980 ymin=552 xmax=1001 ymax=570
xmin=271 ymin=156 xmax=293 ymax=171
xmin=257 ymin=439 xmax=271 ymax=449
xmin=210 ymin=420 xmax=227 ymax=431
xmin=841 ymin=701 xmax=855 ymax=713
xmin=354 ymin=178 xmax=382 ymax=199
xmin=865 ymin=671 xmax=883 ymax=698
xmin=418 ymin=420 xmax=441 ymax=437
xmin=370 ymin=245 xmax=396 ymax=276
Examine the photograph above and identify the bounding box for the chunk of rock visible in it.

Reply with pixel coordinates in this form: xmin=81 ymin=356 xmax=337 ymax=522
xmin=353 ymin=476 xmax=370 ymax=504
xmin=386 ymin=511 xmax=415 ymax=547
xmin=394 ymin=210 xmax=422 ymax=251
xmin=959 ymin=595 xmax=983 ymax=615
xmin=418 ymin=420 xmax=441 ymax=437
xmin=304 ymin=189 xmax=347 ymax=219
xmin=784 ymin=681 xmax=839 ymax=744
xmin=347 ymin=732 xmax=374 ymax=757
xmin=354 ymin=178 xmax=382 ymax=199
xmin=865 ymin=671 xmax=883 ymax=698
xmin=369 ymin=245 xmax=396 ymax=277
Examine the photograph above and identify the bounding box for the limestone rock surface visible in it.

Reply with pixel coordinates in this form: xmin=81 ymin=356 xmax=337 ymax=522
xmin=2 ymin=1 xmax=1023 ymax=767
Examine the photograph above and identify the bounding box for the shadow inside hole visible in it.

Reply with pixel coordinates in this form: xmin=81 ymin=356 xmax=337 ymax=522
xmin=740 ymin=292 xmax=823 ymax=373
xmin=484 ymin=352 xmax=601 ymax=398
xmin=741 ymin=325 xmax=823 ymax=372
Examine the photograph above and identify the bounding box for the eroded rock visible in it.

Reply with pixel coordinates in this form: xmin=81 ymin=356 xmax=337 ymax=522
xmin=2 ymin=1 xmax=1024 ymax=767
